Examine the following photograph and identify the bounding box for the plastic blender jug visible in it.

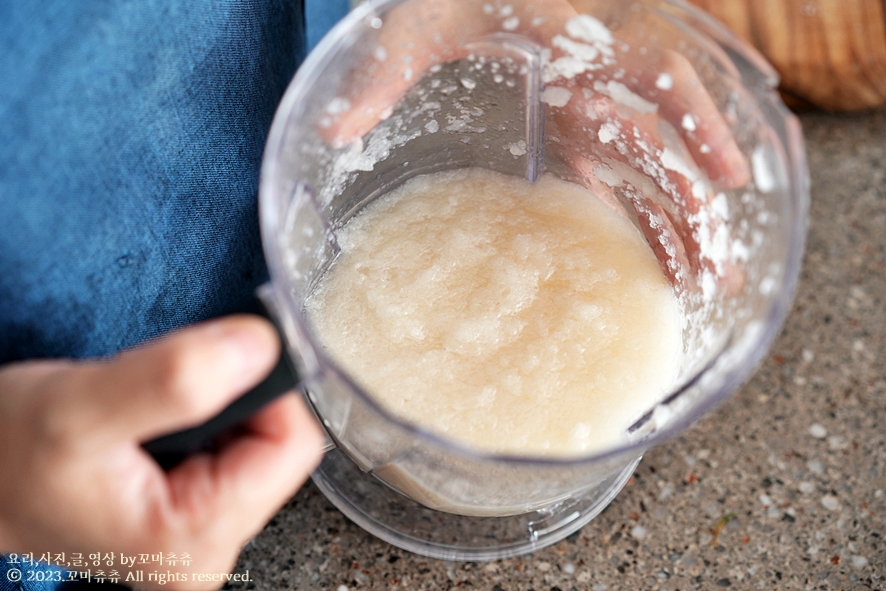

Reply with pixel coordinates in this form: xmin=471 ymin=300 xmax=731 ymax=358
xmin=257 ymin=0 xmax=808 ymax=560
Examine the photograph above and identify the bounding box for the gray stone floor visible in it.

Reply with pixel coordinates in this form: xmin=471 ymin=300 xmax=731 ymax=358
xmin=229 ymin=108 xmax=886 ymax=590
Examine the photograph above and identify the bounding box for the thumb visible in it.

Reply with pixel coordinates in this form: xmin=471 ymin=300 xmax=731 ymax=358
xmin=55 ymin=315 xmax=280 ymax=446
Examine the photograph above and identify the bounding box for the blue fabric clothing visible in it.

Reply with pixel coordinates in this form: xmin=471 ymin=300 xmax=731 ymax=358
xmin=0 ymin=0 xmax=348 ymax=363
xmin=306 ymin=0 xmax=352 ymax=51
xmin=0 ymin=557 xmax=66 ymax=591
xmin=0 ymin=0 xmax=349 ymax=588
xmin=0 ymin=0 xmax=301 ymax=362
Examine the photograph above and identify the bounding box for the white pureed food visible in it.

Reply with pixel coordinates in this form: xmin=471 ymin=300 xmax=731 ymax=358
xmin=306 ymin=168 xmax=682 ymax=456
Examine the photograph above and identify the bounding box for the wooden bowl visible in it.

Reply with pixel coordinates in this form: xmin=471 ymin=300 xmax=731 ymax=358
xmin=686 ymin=0 xmax=886 ymax=111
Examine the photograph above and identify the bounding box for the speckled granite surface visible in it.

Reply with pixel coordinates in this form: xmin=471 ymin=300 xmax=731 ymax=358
xmin=229 ymin=108 xmax=886 ymax=591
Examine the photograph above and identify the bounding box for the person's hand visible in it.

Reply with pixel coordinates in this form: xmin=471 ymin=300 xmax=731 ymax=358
xmin=323 ymin=0 xmax=750 ymax=291
xmin=326 ymin=0 xmax=748 ymax=186
xmin=0 ymin=316 xmax=324 ymax=591
xmin=327 ymin=0 xmax=579 ymax=144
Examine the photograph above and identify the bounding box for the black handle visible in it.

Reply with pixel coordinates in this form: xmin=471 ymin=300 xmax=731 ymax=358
xmin=142 ymin=297 xmax=299 ymax=470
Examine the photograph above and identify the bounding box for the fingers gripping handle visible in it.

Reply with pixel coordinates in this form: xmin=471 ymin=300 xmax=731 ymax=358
xmin=142 ymin=297 xmax=299 ymax=471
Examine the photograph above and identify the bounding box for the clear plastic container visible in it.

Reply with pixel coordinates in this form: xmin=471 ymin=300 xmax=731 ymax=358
xmin=258 ymin=0 xmax=808 ymax=560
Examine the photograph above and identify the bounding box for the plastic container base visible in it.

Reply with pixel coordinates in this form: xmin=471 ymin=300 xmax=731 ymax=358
xmin=311 ymin=447 xmax=641 ymax=561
